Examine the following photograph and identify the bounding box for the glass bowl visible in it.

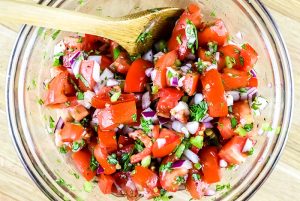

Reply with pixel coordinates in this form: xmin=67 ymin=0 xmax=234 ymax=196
xmin=6 ymin=0 xmax=293 ymax=200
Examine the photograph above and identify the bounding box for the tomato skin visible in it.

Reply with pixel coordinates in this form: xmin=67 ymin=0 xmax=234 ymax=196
xmin=198 ymin=48 xmax=213 ymax=62
xmin=173 ymin=3 xmax=202 ymax=32
xmin=124 ymin=59 xmax=153 ymax=93
xmin=98 ymin=130 xmax=117 ymax=153
xmin=91 ymin=92 xmax=135 ymax=109
xmin=198 ymin=19 xmax=228 ymax=47
xmin=221 ymin=68 xmax=249 ymax=91
xmin=97 ymin=100 xmax=137 ymax=130
xmin=183 ymin=72 xmax=200 ymax=96
xmin=98 ymin=174 xmax=114 ymax=194
xmin=118 ymin=135 xmax=134 ymax=148
xmin=82 ymin=34 xmax=109 ymax=52
xmin=218 ymin=136 xmax=247 ymax=164
xmin=94 ymin=144 xmax=116 ymax=175
xmin=100 ymin=55 xmax=113 ymax=70
xmin=152 ymin=129 xmax=182 ymax=158
xmin=199 ymin=146 xmax=221 ymax=184
xmin=156 ymin=88 xmax=184 ymax=118
xmin=218 ymin=117 xmax=235 ymax=140
xmin=112 ymin=52 xmax=131 ymax=74
xmin=60 ymin=122 xmax=84 ymax=142
xmin=78 ymin=60 xmax=97 ymax=91
xmin=201 ymin=69 xmax=228 ymax=117
xmin=186 ymin=170 xmax=208 ymax=199
xmin=237 ymin=43 xmax=258 ymax=72
xmin=232 ymin=100 xmax=253 ymax=124
xmin=44 ymin=71 xmax=75 ymax=106
xmin=168 ymin=29 xmax=190 ymax=60
xmin=112 ymin=172 xmax=138 ymax=200
xmin=154 ymin=51 xmax=178 ymax=88
xmin=248 ymin=77 xmax=258 ymax=88
xmin=69 ymin=104 xmax=89 ymax=121
xmin=152 ymin=125 xmax=160 ymax=139
xmin=72 ymin=149 xmax=96 ymax=181
xmin=131 ymin=166 xmax=159 ymax=193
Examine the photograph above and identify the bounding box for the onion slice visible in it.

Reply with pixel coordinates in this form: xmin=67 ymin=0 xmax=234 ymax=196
xmin=172 ymin=160 xmax=193 ymax=169
xmin=54 ymin=117 xmax=64 ymax=133
xmin=183 ymin=149 xmax=200 ymax=163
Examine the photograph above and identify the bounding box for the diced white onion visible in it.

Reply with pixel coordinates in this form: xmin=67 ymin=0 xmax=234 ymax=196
xmin=99 ymin=68 xmax=114 ymax=84
xmin=219 ymin=159 xmax=228 ymax=168
xmin=53 ymin=40 xmax=66 ymax=55
xmin=150 ymin=69 xmax=157 ymax=81
xmin=172 ymin=121 xmax=184 ymax=133
xmin=227 ymin=91 xmax=240 ymax=102
xmin=87 ymin=55 xmax=101 ymax=64
xmin=181 ymin=127 xmax=190 ymax=138
xmin=92 ymin=61 xmax=101 ymax=82
xmin=242 ymin=138 xmax=253 ymax=153
xmin=225 ymin=94 xmax=234 ymax=106
xmin=178 ymin=76 xmax=185 ymax=87
xmin=194 ymin=93 xmax=204 ymax=105
xmin=186 ymin=122 xmax=199 ymax=135
xmin=106 ymin=79 xmax=120 ymax=87
xmin=154 ymin=52 xmax=164 ymax=60
xmin=142 ymin=50 xmax=154 ymax=62
xmin=206 ymin=64 xmax=217 ymax=71
xmin=183 ymin=149 xmax=199 ymax=163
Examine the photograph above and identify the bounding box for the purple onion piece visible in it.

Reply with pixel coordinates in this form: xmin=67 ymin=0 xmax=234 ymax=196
xmin=203 ymin=122 xmax=213 ymax=129
xmin=158 ymin=116 xmax=169 ymax=125
xmin=145 ymin=68 xmax=153 ymax=77
xmin=54 ymin=117 xmax=64 ymax=133
xmin=142 ymin=110 xmax=156 ymax=118
xmin=171 ymin=160 xmax=186 ymax=168
xmin=96 ymin=165 xmax=104 ymax=175
xmin=201 ymin=115 xmax=213 ymax=123
xmin=170 ymin=77 xmax=178 ymax=87
xmin=247 ymin=87 xmax=258 ymax=105
xmin=69 ymin=51 xmax=81 ymax=66
xmin=250 ymin=69 xmax=257 ymax=78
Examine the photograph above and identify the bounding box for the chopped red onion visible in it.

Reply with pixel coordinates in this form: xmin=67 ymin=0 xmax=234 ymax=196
xmin=142 ymin=50 xmax=154 ymax=62
xmin=96 ymin=165 xmax=104 ymax=174
xmin=170 ymin=77 xmax=179 ymax=87
xmin=247 ymin=87 xmax=258 ymax=105
xmin=92 ymin=61 xmax=101 ymax=82
xmin=250 ymin=69 xmax=257 ymax=78
xmin=54 ymin=117 xmax=64 ymax=133
xmin=145 ymin=68 xmax=153 ymax=77
xmin=106 ymin=79 xmax=120 ymax=87
xmin=142 ymin=92 xmax=151 ymax=110
xmin=186 ymin=122 xmax=199 ymax=135
xmin=158 ymin=117 xmax=169 ymax=125
xmin=227 ymin=91 xmax=240 ymax=102
xmin=71 ymin=59 xmax=81 ymax=76
xmin=87 ymin=55 xmax=101 ymax=64
xmin=142 ymin=110 xmax=156 ymax=118
xmin=183 ymin=149 xmax=199 ymax=163
xmin=69 ymin=51 xmax=81 ymax=66
xmin=242 ymin=138 xmax=253 ymax=153
xmin=178 ymin=76 xmax=185 ymax=87
xmin=203 ymin=122 xmax=213 ymax=129
xmin=201 ymin=115 xmax=213 ymax=123
xmin=204 ymin=189 xmax=216 ymax=196
xmin=172 ymin=160 xmax=193 ymax=169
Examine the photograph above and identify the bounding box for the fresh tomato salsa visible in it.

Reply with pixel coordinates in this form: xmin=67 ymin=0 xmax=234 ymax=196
xmin=42 ymin=3 xmax=267 ymax=200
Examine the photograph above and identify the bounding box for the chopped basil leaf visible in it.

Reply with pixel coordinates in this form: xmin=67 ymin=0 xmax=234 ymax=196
xmin=159 ymin=162 xmax=172 ymax=172
xmin=83 ymin=181 xmax=93 ymax=193
xmin=230 ymin=117 xmax=238 ymax=128
xmin=72 ymin=140 xmax=85 ymax=152
xmin=140 ymin=117 xmax=153 ymax=133
xmin=190 ymin=135 xmax=203 ymax=149
xmin=243 ymin=123 xmax=253 ymax=132
xmin=76 ymin=91 xmax=84 ymax=100
xmin=90 ymin=155 xmax=99 ymax=171
xmin=189 ymin=101 xmax=208 ymax=122
xmin=176 ymin=35 xmax=182 ymax=45
xmin=51 ymin=30 xmax=61 ymax=40
xmin=192 ymin=173 xmax=201 ymax=181
xmin=113 ymin=47 xmax=121 ymax=60
xmin=185 ymin=19 xmax=198 ymax=51
xmin=107 ymin=153 xmax=118 ymax=165
xmin=216 ymin=183 xmax=231 ymax=191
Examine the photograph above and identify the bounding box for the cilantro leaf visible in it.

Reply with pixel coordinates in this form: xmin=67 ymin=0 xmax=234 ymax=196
xmin=140 ymin=117 xmax=153 ymax=133
xmin=189 ymin=101 xmax=208 ymax=121
xmin=185 ymin=20 xmax=198 ymax=52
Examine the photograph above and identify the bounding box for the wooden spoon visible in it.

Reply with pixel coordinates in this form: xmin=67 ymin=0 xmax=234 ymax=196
xmin=0 ymin=0 xmax=183 ymax=55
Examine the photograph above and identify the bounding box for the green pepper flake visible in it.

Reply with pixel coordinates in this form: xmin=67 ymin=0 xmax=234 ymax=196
xmin=77 ymin=36 xmax=83 ymax=43
xmin=110 ymin=91 xmax=121 ymax=102
xmin=159 ymin=162 xmax=172 ymax=172
xmin=132 ymin=113 xmax=137 ymax=122
xmin=230 ymin=117 xmax=237 ymax=128
xmin=51 ymin=30 xmax=61 ymax=40
xmin=78 ymin=0 xmax=85 ymax=5
xmin=194 ymin=163 xmax=202 ymax=170
xmin=113 ymin=47 xmax=121 ymax=60
xmin=176 ymin=35 xmax=182 ymax=45
xmin=83 ymin=181 xmax=93 ymax=193
xmin=248 ymin=147 xmax=254 ymax=156
xmin=216 ymin=183 xmax=231 ymax=191
xmin=190 ymin=135 xmax=204 ymax=149
xmin=53 ymin=57 xmax=62 ymax=66
xmin=234 ymin=126 xmax=247 ymax=137
xmin=76 ymin=91 xmax=84 ymax=100
xmin=38 ymin=98 xmax=44 ymax=105
xmin=225 ymin=56 xmax=236 ymax=68
xmin=90 ymin=155 xmax=99 ymax=171
xmin=262 ymin=123 xmax=273 ymax=132
xmin=189 ymin=101 xmax=208 ymax=122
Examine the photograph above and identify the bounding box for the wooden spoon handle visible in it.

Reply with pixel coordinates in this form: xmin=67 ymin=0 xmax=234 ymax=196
xmin=0 ymin=0 xmax=119 ymax=38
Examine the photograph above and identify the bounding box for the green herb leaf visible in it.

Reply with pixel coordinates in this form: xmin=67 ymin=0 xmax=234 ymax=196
xmin=72 ymin=140 xmax=85 ymax=152
xmin=196 ymin=59 xmax=207 ymax=73
xmin=190 ymin=135 xmax=204 ymax=149
xmin=185 ymin=20 xmax=198 ymax=51
xmin=234 ymin=126 xmax=247 ymax=137
xmin=151 ymin=85 xmax=159 ymax=94
xmin=76 ymin=91 xmax=84 ymax=100
xmin=243 ymin=123 xmax=253 ymax=132
xmin=140 ymin=117 xmax=153 ymax=133
xmin=230 ymin=117 xmax=238 ymax=128
xmin=113 ymin=47 xmax=121 ymax=60
xmin=194 ymin=163 xmax=202 ymax=170
xmin=76 ymin=74 xmax=90 ymax=88
xmin=248 ymin=147 xmax=254 ymax=155
xmin=225 ymin=56 xmax=236 ymax=68
xmin=262 ymin=123 xmax=272 ymax=131
xmin=59 ymin=145 xmax=68 ymax=154
xmin=176 ymin=176 xmax=185 ymax=184
xmin=90 ymin=155 xmax=99 ymax=171
xmin=154 ymin=40 xmax=168 ymax=53
xmin=192 ymin=173 xmax=201 ymax=181
xmin=175 ymin=143 xmax=185 ymax=158
xmin=53 ymin=57 xmax=62 ymax=66
xmin=110 ymin=91 xmax=121 ymax=102
xmin=51 ymin=30 xmax=61 ymax=40
xmin=159 ymin=162 xmax=173 ymax=172
xmin=38 ymin=98 xmax=44 ymax=105
xmin=189 ymin=101 xmax=208 ymax=122
xmin=107 ymin=153 xmax=118 ymax=165
xmin=37 ymin=27 xmax=44 ymax=36
xmin=238 ymin=88 xmax=247 ymax=93
xmin=131 ymin=114 xmax=137 ymax=122
xmin=216 ymin=183 xmax=231 ymax=191
xmin=136 ymin=31 xmax=151 ymax=43
xmin=208 ymin=42 xmax=218 ymax=54
xmin=239 ymin=56 xmax=245 ymax=66
xmin=134 ymin=139 xmax=145 ymax=152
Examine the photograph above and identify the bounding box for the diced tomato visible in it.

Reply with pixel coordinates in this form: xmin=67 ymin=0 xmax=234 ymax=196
xmin=198 ymin=19 xmax=228 ymax=47
xmin=152 ymin=129 xmax=182 ymax=158
xmin=124 ymin=59 xmax=153 ymax=93
xmin=91 ymin=92 xmax=135 ymax=109
xmin=198 ymin=48 xmax=213 ymax=62
xmin=232 ymin=100 xmax=254 ymax=124
xmin=44 ymin=71 xmax=75 ymax=106
xmin=82 ymin=34 xmax=110 ymax=52
xmin=111 ymin=52 xmax=131 ymax=74
xmin=237 ymin=43 xmax=258 ymax=72
xmin=218 ymin=136 xmax=247 ymax=164
xmin=72 ymin=149 xmax=96 ymax=181
xmin=78 ymin=60 xmax=97 ymax=91
xmin=218 ymin=44 xmax=241 ymax=70
xmin=131 ymin=166 xmax=159 ymax=195
xmin=60 ymin=122 xmax=84 ymax=142
xmin=156 ymin=88 xmax=184 ymax=118
xmin=97 ymin=100 xmax=137 ymax=130
xmin=69 ymin=104 xmax=89 ymax=121
xmin=218 ymin=117 xmax=235 ymax=140
xmin=152 ymin=125 xmax=160 ymax=139
xmin=112 ymin=172 xmax=138 ymax=200
xmin=201 ymin=69 xmax=228 ymax=117
xmin=94 ymin=144 xmax=116 ymax=175
xmin=186 ymin=170 xmax=208 ymax=199
xmin=248 ymin=77 xmax=258 ymax=88
xmin=173 ymin=3 xmax=202 ymax=32
xmin=199 ymin=146 xmax=221 ymax=184
xmin=221 ymin=68 xmax=249 ymax=91
xmin=153 ymin=68 xmax=168 ymax=89
xmin=129 ymin=130 xmax=153 ymax=164
xmin=98 ymin=130 xmax=117 ymax=153
xmin=168 ymin=29 xmax=190 ymax=60
xmin=100 ymin=55 xmax=113 ymax=70
xmin=118 ymin=135 xmax=134 ymax=148
xmin=183 ymin=72 xmax=200 ymax=96
xmin=98 ymin=174 xmax=114 ymax=194
xmin=63 ymin=36 xmax=83 ymax=51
